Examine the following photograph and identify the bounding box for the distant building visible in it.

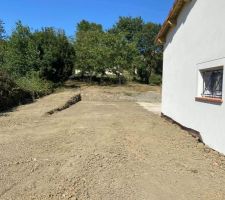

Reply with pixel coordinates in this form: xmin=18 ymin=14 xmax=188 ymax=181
xmin=157 ymin=0 xmax=225 ymax=154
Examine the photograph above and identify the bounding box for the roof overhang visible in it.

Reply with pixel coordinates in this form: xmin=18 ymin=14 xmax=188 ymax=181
xmin=156 ymin=0 xmax=192 ymax=44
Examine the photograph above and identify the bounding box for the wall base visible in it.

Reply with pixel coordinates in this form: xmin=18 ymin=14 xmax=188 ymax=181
xmin=161 ymin=113 xmax=203 ymax=143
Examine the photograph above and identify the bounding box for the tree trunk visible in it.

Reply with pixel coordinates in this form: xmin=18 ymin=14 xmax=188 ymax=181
xmin=146 ymin=67 xmax=152 ymax=84
xmin=99 ymin=73 xmax=104 ymax=85
xmin=89 ymin=75 xmax=92 ymax=83
xmin=117 ymin=73 xmax=122 ymax=85
xmin=81 ymin=71 xmax=85 ymax=82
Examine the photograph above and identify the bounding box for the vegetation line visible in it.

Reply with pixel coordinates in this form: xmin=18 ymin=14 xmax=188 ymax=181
xmin=46 ymin=94 xmax=81 ymax=115
xmin=0 ymin=17 xmax=162 ymax=111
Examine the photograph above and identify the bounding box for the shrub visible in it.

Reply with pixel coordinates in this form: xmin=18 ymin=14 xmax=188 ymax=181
xmin=149 ymin=74 xmax=162 ymax=85
xmin=15 ymin=71 xmax=53 ymax=97
xmin=0 ymin=71 xmax=32 ymax=111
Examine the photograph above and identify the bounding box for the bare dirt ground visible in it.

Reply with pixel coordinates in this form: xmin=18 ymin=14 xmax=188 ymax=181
xmin=1 ymin=83 xmax=225 ymax=200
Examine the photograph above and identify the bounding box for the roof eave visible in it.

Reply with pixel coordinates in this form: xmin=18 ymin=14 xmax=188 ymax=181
xmin=156 ymin=0 xmax=192 ymax=44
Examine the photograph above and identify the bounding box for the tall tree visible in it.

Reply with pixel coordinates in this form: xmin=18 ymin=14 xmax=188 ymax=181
xmin=0 ymin=20 xmax=6 ymax=68
xmin=109 ymin=17 xmax=144 ymax=78
xmin=109 ymin=17 xmax=144 ymax=42
xmin=4 ymin=21 xmax=74 ymax=82
xmin=4 ymin=21 xmax=38 ymax=76
xmin=137 ymin=23 xmax=163 ymax=84
xmin=109 ymin=17 xmax=163 ymax=84
xmin=0 ymin=19 xmax=6 ymax=40
xmin=33 ymin=27 xmax=75 ymax=82
xmin=105 ymin=32 xmax=139 ymax=84
xmin=75 ymin=21 xmax=105 ymax=81
xmin=77 ymin=20 xmax=103 ymax=32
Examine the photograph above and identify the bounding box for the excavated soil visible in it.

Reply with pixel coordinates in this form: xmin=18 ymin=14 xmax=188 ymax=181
xmin=0 ymin=84 xmax=225 ymax=200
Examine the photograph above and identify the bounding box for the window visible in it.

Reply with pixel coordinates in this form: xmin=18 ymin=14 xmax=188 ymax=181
xmin=201 ymin=68 xmax=223 ymax=99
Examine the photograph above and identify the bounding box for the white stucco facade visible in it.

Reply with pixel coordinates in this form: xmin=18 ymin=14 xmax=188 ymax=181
xmin=162 ymin=0 xmax=225 ymax=154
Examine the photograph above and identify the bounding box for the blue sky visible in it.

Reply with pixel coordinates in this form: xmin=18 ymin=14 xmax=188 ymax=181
xmin=0 ymin=0 xmax=173 ymax=36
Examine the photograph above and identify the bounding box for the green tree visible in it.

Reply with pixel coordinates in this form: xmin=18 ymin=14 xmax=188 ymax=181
xmin=75 ymin=21 xmax=105 ymax=82
xmin=4 ymin=21 xmax=38 ymax=76
xmin=77 ymin=20 xmax=103 ymax=32
xmin=0 ymin=20 xmax=6 ymax=68
xmin=33 ymin=27 xmax=75 ymax=82
xmin=137 ymin=23 xmax=163 ymax=84
xmin=110 ymin=17 xmax=163 ymax=84
xmin=0 ymin=19 xmax=6 ymax=40
xmin=4 ymin=21 xmax=74 ymax=82
xmin=109 ymin=17 xmax=144 ymax=79
xmin=105 ymin=32 xmax=139 ymax=84
xmin=109 ymin=16 xmax=144 ymax=42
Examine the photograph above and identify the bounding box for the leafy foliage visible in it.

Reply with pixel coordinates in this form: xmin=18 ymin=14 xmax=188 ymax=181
xmin=75 ymin=21 xmax=105 ymax=80
xmin=2 ymin=21 xmax=74 ymax=83
xmin=4 ymin=21 xmax=37 ymax=76
xmin=0 ymin=20 xmax=74 ymax=111
xmin=0 ymin=17 xmax=163 ymax=110
xmin=0 ymin=19 xmax=6 ymax=40
xmin=0 ymin=17 xmax=162 ymax=98
xmin=136 ymin=23 xmax=163 ymax=84
xmin=77 ymin=20 xmax=103 ymax=32
xmin=111 ymin=18 xmax=163 ymax=84
xmin=0 ymin=71 xmax=33 ymax=111
xmin=104 ymin=32 xmax=139 ymax=84
xmin=33 ymin=28 xmax=75 ymax=82
xmin=109 ymin=17 xmax=144 ymax=42
xmin=15 ymin=71 xmax=53 ymax=96
xmin=0 ymin=20 xmax=7 ymax=68
xmin=74 ymin=18 xmax=157 ymax=85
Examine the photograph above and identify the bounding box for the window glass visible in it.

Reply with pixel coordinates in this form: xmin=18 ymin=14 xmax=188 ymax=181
xmin=202 ymin=69 xmax=223 ymax=98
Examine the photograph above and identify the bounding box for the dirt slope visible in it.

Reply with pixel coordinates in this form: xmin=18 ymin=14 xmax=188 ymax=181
xmin=0 ymin=84 xmax=225 ymax=200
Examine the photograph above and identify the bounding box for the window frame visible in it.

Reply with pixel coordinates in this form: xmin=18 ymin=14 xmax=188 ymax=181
xmin=196 ymin=65 xmax=224 ymax=104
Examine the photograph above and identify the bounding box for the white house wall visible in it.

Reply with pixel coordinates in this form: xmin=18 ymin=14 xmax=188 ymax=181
xmin=162 ymin=0 xmax=225 ymax=154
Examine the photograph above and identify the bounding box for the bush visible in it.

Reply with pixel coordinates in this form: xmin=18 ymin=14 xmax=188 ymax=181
xmin=149 ymin=74 xmax=162 ymax=85
xmin=0 ymin=71 xmax=33 ymax=111
xmin=15 ymin=71 xmax=54 ymax=97
xmin=0 ymin=70 xmax=54 ymax=112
